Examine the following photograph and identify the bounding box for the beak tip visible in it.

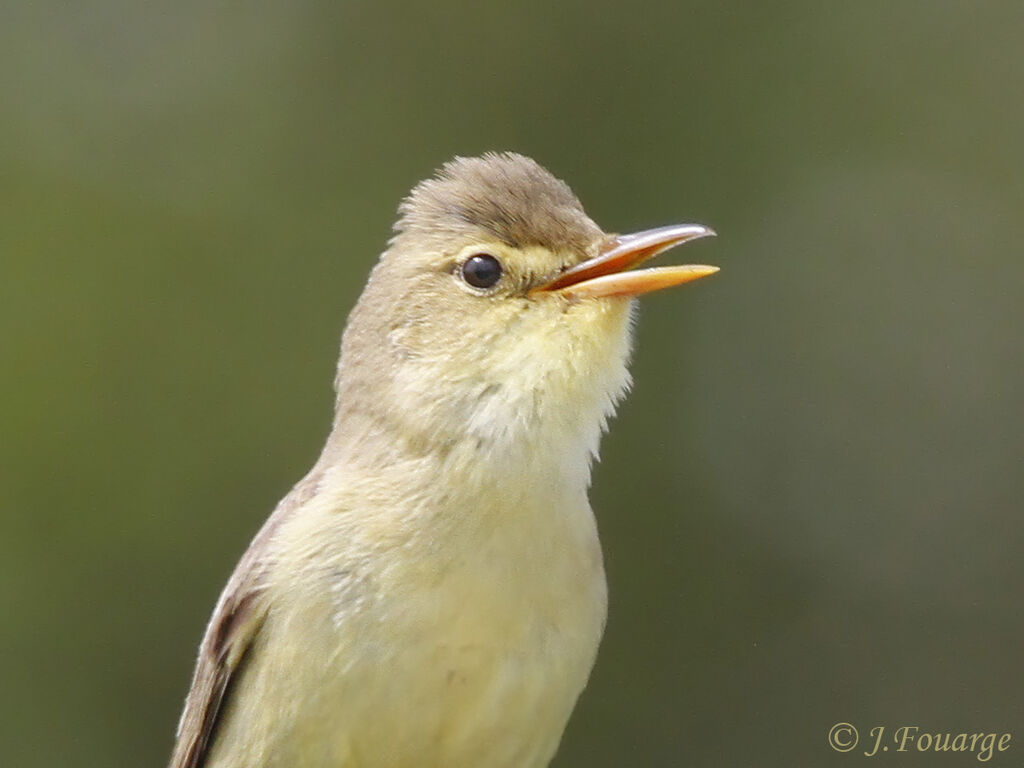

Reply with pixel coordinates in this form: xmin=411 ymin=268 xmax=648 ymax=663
xmin=690 ymin=264 xmax=721 ymax=279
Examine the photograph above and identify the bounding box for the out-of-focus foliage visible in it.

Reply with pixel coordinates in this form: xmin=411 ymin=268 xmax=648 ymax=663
xmin=2 ymin=2 xmax=1022 ymax=766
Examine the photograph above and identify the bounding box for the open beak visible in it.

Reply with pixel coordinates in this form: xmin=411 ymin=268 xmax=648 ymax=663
xmin=534 ymin=223 xmax=718 ymax=299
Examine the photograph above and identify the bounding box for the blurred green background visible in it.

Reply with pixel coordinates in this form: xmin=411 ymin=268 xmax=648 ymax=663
xmin=3 ymin=2 xmax=1022 ymax=766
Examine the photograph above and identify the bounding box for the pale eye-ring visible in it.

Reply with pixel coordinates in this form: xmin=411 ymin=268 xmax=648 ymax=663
xmin=460 ymin=253 xmax=503 ymax=289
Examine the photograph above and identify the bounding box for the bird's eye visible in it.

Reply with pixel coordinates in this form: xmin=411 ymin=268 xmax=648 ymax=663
xmin=460 ymin=253 xmax=503 ymax=289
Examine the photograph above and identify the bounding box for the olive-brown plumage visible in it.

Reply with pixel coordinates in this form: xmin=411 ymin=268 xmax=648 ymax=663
xmin=169 ymin=153 xmax=716 ymax=768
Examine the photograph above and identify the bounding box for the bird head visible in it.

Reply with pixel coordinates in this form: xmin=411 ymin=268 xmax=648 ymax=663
xmin=329 ymin=153 xmax=716 ymax=478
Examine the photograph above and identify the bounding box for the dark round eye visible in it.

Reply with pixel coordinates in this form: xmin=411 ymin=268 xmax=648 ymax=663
xmin=461 ymin=253 xmax=503 ymax=289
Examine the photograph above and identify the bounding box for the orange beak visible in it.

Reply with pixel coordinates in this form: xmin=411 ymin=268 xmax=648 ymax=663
xmin=534 ymin=223 xmax=718 ymax=299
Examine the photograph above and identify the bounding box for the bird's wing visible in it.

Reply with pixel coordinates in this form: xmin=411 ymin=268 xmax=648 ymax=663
xmin=168 ymin=470 xmax=322 ymax=768
xmin=168 ymin=543 xmax=270 ymax=768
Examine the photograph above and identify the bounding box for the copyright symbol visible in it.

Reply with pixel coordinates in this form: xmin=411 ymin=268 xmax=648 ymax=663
xmin=829 ymin=722 xmax=859 ymax=752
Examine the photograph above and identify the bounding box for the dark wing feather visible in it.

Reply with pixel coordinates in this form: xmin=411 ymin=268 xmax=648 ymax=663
xmin=168 ymin=554 xmax=268 ymax=768
xmin=168 ymin=470 xmax=323 ymax=768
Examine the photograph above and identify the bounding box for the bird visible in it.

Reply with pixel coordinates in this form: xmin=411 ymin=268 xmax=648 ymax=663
xmin=168 ymin=152 xmax=717 ymax=768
